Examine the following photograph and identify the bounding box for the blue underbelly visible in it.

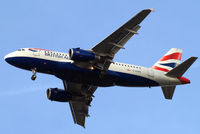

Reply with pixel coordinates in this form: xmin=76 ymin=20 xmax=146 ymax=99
xmin=6 ymin=57 xmax=159 ymax=87
xmin=111 ymin=71 xmax=159 ymax=87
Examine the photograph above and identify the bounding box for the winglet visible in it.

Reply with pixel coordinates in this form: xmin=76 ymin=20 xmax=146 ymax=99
xmin=150 ymin=8 xmax=155 ymax=12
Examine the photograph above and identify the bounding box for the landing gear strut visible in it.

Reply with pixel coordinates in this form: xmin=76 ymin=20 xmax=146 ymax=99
xmin=31 ymin=68 xmax=37 ymax=80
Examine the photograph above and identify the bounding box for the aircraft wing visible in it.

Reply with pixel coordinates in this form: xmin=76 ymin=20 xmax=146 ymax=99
xmin=63 ymin=80 xmax=97 ymax=127
xmin=91 ymin=9 xmax=153 ymax=70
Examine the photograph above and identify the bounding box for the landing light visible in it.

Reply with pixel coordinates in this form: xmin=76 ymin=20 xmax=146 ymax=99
xmin=89 ymin=66 xmax=94 ymax=70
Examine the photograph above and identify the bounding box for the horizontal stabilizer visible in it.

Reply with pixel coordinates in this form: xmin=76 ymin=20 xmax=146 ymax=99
xmin=162 ymin=86 xmax=176 ymax=99
xmin=166 ymin=57 xmax=198 ymax=77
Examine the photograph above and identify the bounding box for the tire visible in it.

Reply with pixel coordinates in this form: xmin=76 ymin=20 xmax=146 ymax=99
xmin=31 ymin=75 xmax=36 ymax=80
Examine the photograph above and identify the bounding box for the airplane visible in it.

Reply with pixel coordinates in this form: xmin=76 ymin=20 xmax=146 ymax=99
xmin=4 ymin=9 xmax=198 ymax=128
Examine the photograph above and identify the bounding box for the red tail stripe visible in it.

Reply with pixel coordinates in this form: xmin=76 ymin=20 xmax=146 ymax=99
xmin=152 ymin=66 xmax=169 ymax=72
xmin=159 ymin=52 xmax=182 ymax=61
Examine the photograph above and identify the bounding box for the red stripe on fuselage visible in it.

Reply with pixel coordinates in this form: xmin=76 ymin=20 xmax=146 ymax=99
xmin=30 ymin=48 xmax=51 ymax=51
xmin=159 ymin=52 xmax=182 ymax=61
xmin=152 ymin=66 xmax=169 ymax=72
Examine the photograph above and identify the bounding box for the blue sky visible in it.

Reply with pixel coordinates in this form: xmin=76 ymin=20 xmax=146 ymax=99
xmin=1 ymin=0 xmax=200 ymax=133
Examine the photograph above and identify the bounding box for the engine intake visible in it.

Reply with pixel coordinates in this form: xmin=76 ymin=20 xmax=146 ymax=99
xmin=46 ymin=88 xmax=72 ymax=102
xmin=69 ymin=48 xmax=99 ymax=62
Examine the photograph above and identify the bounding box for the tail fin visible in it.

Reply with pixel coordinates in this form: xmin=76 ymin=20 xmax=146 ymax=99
xmin=152 ymin=48 xmax=182 ymax=72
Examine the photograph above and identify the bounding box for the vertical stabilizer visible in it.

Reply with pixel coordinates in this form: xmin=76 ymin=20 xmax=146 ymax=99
xmin=152 ymin=48 xmax=182 ymax=72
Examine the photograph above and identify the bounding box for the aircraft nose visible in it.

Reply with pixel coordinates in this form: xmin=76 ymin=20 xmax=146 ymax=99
xmin=178 ymin=77 xmax=190 ymax=84
xmin=4 ymin=53 xmax=10 ymax=62
xmin=4 ymin=53 xmax=15 ymax=64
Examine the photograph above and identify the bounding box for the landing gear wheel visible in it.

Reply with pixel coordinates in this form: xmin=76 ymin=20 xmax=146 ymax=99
xmin=31 ymin=75 xmax=36 ymax=80
xmin=31 ymin=68 xmax=37 ymax=81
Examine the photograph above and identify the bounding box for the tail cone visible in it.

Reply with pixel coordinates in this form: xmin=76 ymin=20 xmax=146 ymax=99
xmin=178 ymin=77 xmax=190 ymax=84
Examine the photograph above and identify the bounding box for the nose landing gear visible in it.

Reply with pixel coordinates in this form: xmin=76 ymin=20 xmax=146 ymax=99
xmin=31 ymin=68 xmax=37 ymax=80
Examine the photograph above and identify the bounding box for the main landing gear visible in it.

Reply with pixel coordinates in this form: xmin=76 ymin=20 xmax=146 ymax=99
xmin=31 ymin=68 xmax=37 ymax=80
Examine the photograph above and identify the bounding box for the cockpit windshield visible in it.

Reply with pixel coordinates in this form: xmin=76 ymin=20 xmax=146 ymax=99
xmin=18 ymin=48 xmax=25 ymax=51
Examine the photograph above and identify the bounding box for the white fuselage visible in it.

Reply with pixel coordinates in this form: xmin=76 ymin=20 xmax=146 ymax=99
xmin=4 ymin=48 xmax=184 ymax=87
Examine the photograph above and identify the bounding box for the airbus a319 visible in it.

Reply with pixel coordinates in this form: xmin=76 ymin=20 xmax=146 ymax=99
xmin=4 ymin=9 xmax=198 ymax=127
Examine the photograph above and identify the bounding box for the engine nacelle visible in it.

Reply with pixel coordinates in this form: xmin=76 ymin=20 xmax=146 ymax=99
xmin=69 ymin=48 xmax=99 ymax=62
xmin=46 ymin=88 xmax=72 ymax=102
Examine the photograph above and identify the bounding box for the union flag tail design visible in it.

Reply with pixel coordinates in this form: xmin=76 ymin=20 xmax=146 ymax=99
xmin=152 ymin=48 xmax=182 ymax=72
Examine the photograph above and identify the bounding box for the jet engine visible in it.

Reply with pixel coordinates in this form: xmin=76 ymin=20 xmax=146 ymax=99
xmin=69 ymin=48 xmax=100 ymax=62
xmin=46 ymin=88 xmax=72 ymax=102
